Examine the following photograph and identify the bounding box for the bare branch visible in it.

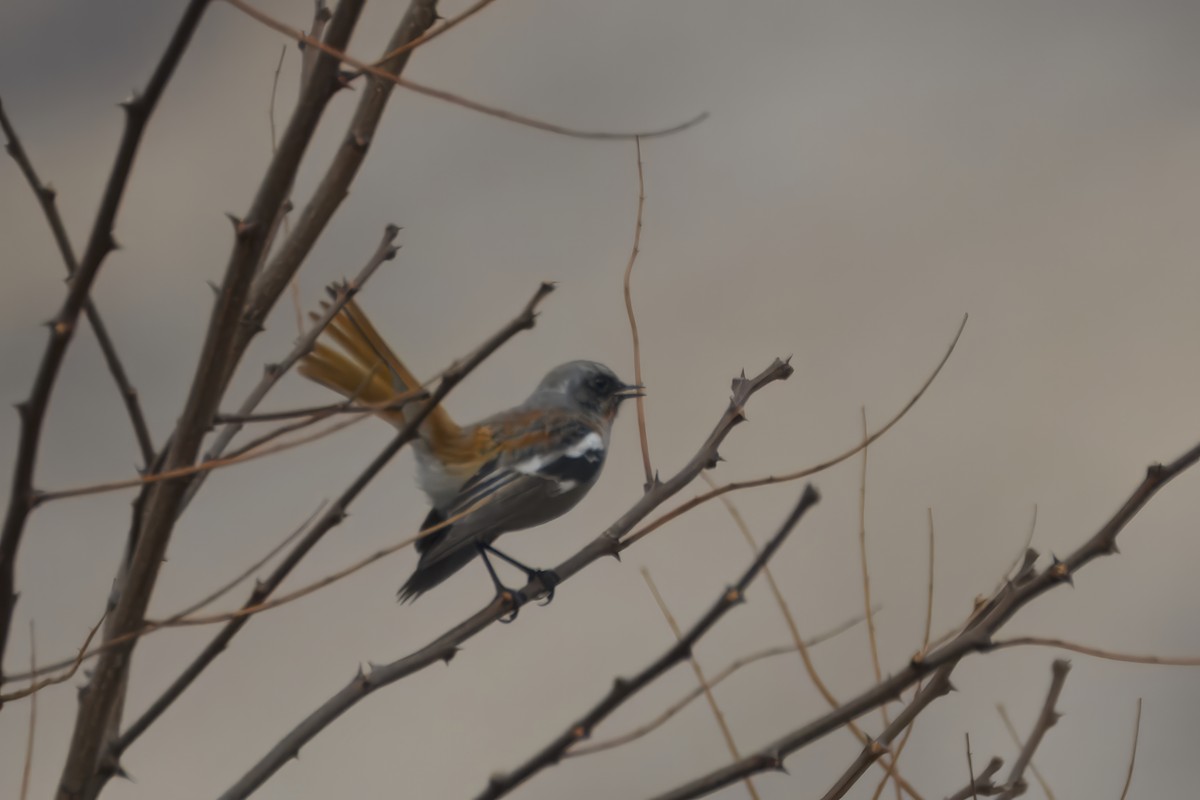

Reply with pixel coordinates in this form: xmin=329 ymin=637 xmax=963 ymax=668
xmin=858 ymin=408 xmax=891 ymax=722
xmin=0 ymin=0 xmax=210 ymax=689
xmin=477 ymin=486 xmax=820 ymax=800
xmin=20 ymin=622 xmax=36 ymax=800
xmin=995 ymin=704 xmax=1055 ymax=799
xmin=57 ymin=3 xmax=368 ymax=792
xmin=702 ymin=474 xmax=921 ymax=799
xmin=216 ymin=357 xmax=792 ymax=799
xmin=1118 ymin=698 xmax=1142 ymax=800
xmin=965 ymin=733 xmax=978 ymax=800
xmin=1 ymin=613 xmax=105 ymax=704
xmin=624 ymin=137 xmax=653 ymax=488
xmin=623 ymin=314 xmax=968 ymax=551
xmin=996 ymin=660 xmax=1070 ymax=799
xmin=566 ymin=612 xmax=870 ymax=758
xmin=645 ymin=439 xmax=1200 ymax=799
xmin=0 ymin=100 xmax=155 ymax=468
xmin=642 ymin=569 xmax=760 ymax=800
xmin=819 ymin=667 xmax=954 ymax=800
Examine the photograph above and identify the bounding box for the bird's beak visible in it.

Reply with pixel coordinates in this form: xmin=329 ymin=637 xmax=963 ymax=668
xmin=615 ymin=383 xmax=646 ymax=400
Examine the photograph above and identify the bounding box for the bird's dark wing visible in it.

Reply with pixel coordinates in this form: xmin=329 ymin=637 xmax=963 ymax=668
xmin=399 ymin=417 xmax=606 ymax=600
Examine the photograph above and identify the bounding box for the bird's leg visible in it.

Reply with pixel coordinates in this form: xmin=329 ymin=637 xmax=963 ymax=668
xmin=476 ymin=543 xmax=522 ymax=623
xmin=480 ymin=543 xmax=560 ymax=606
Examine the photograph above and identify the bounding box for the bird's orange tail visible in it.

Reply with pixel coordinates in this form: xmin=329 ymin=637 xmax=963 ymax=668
xmin=298 ymin=295 xmax=459 ymax=443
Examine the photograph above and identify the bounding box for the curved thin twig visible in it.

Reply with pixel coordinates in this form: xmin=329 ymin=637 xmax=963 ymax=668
xmin=622 ymin=314 xmax=968 ymax=551
xmin=223 ymin=0 xmax=708 ymax=141
xmin=624 ymin=137 xmax=653 ymax=486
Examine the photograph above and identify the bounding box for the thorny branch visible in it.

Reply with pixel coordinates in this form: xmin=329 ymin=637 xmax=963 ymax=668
xmin=645 ymin=438 xmax=1200 ymax=799
xmin=0 ymin=100 xmax=155 ymax=467
xmin=996 ymin=660 xmax=1070 ymax=800
xmin=56 ymin=3 xmax=364 ymax=795
xmin=224 ymin=0 xmax=708 ymax=142
xmin=564 ymin=612 xmax=870 ymax=758
xmin=0 ymin=0 xmax=211 ymax=691
xmin=478 ymin=486 xmax=821 ymax=800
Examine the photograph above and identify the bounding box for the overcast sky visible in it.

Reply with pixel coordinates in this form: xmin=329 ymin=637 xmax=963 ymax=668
xmin=3 ymin=1 xmax=1200 ymax=798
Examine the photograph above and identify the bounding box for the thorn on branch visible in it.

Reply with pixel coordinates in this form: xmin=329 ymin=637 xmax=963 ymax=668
xmin=1049 ymin=558 xmax=1072 ymax=586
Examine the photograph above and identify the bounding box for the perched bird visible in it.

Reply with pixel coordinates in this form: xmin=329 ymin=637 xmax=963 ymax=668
xmin=298 ymin=294 xmax=641 ymax=609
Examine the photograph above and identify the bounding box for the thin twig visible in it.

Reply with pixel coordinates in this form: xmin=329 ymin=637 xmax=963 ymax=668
xmin=997 ymin=660 xmax=1070 ymax=800
xmin=858 ymin=408 xmax=892 ymax=730
xmin=214 ymin=393 xmax=426 ymax=424
xmin=622 ymin=314 xmax=968 ymax=551
xmin=223 ymin=0 xmax=708 ymax=141
xmin=873 ymin=508 xmax=940 ymax=800
xmin=371 ymin=0 xmax=499 ymax=64
xmin=0 ymin=0 xmax=209 ymax=684
xmin=1118 ymin=698 xmax=1142 ymax=800
xmin=113 ymin=282 xmax=555 ymax=764
xmin=475 ymin=487 xmax=820 ymax=800
xmin=995 ymin=704 xmax=1055 ymax=799
xmin=623 ymin=137 xmax=653 ymax=487
xmin=702 ymin=474 xmax=921 ymax=799
xmin=157 ymin=497 xmax=488 ymax=627
xmin=0 ymin=101 xmax=155 ymax=469
xmin=965 ymin=733 xmax=978 ymax=800
xmin=642 ymin=569 xmax=760 ymax=800
xmin=990 ymin=636 xmax=1200 ymax=667
xmin=20 ymin=622 xmax=36 ymax=800
xmin=566 ymin=612 xmax=870 ymax=758
xmin=646 ymin=439 xmax=1200 ymax=799
xmin=1 ymin=612 xmax=106 ymax=704
xmin=37 ymin=408 xmax=368 ymax=503
xmin=4 ymin=507 xmax=320 ymax=683
xmin=927 ymin=505 xmax=1039 ymax=654
xmin=217 ymin=357 xmax=794 ymax=799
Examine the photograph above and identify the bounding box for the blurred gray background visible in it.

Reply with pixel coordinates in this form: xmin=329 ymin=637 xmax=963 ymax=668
xmin=3 ymin=1 xmax=1199 ymax=797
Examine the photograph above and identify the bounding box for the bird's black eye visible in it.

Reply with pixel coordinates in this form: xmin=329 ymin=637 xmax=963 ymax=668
xmin=589 ymin=374 xmax=613 ymax=393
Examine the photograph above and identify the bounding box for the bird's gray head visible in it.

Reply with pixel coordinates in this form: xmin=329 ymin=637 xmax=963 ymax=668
xmin=532 ymin=360 xmax=643 ymax=419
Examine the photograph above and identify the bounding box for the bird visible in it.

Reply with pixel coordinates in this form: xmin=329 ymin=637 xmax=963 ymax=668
xmin=298 ymin=292 xmax=642 ymax=611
